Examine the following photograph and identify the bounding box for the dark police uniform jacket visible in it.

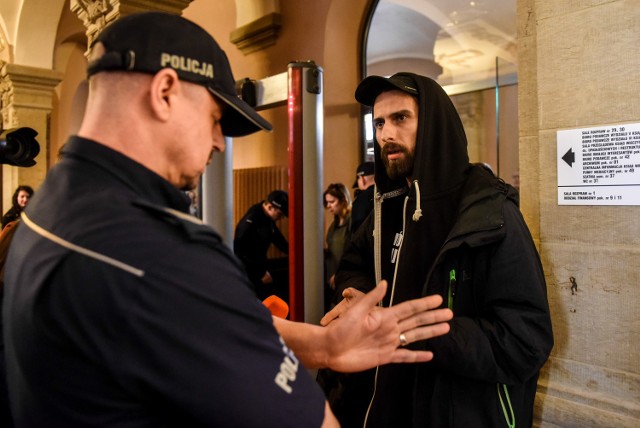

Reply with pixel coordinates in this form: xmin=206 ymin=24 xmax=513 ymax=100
xmin=2 ymin=136 xmax=324 ymax=427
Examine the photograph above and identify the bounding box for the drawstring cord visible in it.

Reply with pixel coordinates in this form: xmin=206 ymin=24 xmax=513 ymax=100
xmin=373 ymin=186 xmax=382 ymax=285
xmin=412 ymin=180 xmax=423 ymax=221
xmin=497 ymin=383 xmax=516 ymax=428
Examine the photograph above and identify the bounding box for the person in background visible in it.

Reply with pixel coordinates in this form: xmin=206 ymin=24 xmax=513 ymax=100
xmin=350 ymin=161 xmax=375 ymax=232
xmin=0 ymin=187 xmax=33 ymax=428
xmin=234 ymin=190 xmax=289 ymax=299
xmin=323 ymin=183 xmax=352 ymax=311
xmin=323 ymin=72 xmax=553 ymax=427
xmin=184 ymin=189 xmax=199 ymax=216
xmin=512 ymin=169 xmax=521 ymax=191
xmin=2 ymin=14 xmax=455 ymax=427
xmin=1 ymin=186 xmax=33 ymax=230
xmin=318 ymin=164 xmax=376 ymax=427
xmin=0 ymin=218 xmax=21 ymax=428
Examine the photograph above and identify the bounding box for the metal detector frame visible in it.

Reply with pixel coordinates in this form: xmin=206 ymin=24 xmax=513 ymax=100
xmin=202 ymin=61 xmax=324 ymax=324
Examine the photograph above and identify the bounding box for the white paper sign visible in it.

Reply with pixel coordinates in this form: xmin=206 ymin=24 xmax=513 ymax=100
xmin=557 ymin=123 xmax=640 ymax=205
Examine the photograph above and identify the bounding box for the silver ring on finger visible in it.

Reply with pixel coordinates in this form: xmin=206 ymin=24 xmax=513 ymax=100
xmin=399 ymin=333 xmax=408 ymax=347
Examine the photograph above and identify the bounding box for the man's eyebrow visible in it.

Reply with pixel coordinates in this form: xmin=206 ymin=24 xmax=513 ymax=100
xmin=373 ymin=109 xmax=413 ymax=121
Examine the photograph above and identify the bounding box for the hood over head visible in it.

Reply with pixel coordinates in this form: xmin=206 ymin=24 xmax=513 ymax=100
xmin=356 ymin=72 xmax=469 ymax=199
xmin=355 ymin=72 xmax=472 ymax=305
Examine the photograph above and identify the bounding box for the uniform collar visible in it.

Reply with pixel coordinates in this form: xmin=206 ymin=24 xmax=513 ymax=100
xmin=61 ymin=136 xmax=192 ymax=213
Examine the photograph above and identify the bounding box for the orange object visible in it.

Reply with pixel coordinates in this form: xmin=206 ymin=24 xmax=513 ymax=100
xmin=262 ymin=295 xmax=289 ymax=319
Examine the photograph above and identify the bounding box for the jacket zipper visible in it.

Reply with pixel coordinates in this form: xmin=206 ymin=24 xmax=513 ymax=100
xmin=447 ymin=268 xmax=456 ymax=310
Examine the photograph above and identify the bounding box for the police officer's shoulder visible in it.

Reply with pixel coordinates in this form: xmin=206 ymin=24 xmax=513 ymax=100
xmin=133 ymin=199 xmax=223 ymax=244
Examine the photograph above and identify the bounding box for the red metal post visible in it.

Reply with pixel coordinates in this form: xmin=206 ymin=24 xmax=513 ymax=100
xmin=287 ymin=66 xmax=305 ymax=322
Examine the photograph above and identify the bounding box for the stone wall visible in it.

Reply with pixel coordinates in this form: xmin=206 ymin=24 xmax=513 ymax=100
xmin=518 ymin=0 xmax=640 ymax=426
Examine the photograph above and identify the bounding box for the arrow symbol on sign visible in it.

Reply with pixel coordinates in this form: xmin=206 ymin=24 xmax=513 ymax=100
xmin=562 ymin=148 xmax=575 ymax=167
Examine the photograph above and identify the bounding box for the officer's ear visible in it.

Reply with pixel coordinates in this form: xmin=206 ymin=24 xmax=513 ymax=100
xmin=149 ymin=68 xmax=180 ymax=121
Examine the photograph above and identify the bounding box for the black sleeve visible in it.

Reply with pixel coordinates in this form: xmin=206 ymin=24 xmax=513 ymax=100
xmin=271 ymin=225 xmax=289 ymax=255
xmin=234 ymin=217 xmax=267 ymax=282
xmin=1 ymin=210 xmax=15 ymax=230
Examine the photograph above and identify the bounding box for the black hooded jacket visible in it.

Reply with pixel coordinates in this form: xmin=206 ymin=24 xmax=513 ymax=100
xmin=335 ymin=73 xmax=553 ymax=427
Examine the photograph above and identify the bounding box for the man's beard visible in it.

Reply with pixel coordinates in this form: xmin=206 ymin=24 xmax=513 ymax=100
xmin=381 ymin=142 xmax=414 ymax=180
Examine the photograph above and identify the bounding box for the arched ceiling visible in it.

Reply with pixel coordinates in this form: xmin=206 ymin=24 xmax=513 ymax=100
xmin=1 ymin=0 xmax=272 ymax=68
xmin=1 ymin=0 xmax=515 ymax=90
xmin=0 ymin=0 xmax=66 ymax=68
xmin=367 ymin=0 xmax=516 ymax=88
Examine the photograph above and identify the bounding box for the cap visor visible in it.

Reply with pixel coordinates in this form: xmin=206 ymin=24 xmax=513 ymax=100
xmin=209 ymin=88 xmax=273 ymax=137
xmin=355 ymin=75 xmax=417 ymax=106
xmin=355 ymin=76 xmax=397 ymax=106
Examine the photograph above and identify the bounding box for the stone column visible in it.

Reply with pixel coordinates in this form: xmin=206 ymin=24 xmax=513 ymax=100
xmin=1 ymin=62 xmax=63 ymax=210
xmin=70 ymin=0 xmax=194 ymax=53
xmin=518 ymin=0 xmax=640 ymax=426
xmin=516 ymin=0 xmax=540 ymax=241
xmin=230 ymin=0 xmax=282 ymax=54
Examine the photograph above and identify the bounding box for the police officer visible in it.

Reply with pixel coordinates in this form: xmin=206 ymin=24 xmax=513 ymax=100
xmin=351 ymin=161 xmax=375 ymax=231
xmin=234 ymin=190 xmax=289 ymax=297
